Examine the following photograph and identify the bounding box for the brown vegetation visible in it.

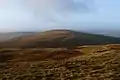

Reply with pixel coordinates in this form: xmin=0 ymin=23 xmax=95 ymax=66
xmin=0 ymin=44 xmax=120 ymax=80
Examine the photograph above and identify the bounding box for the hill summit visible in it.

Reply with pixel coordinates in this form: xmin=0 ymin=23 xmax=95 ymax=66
xmin=1 ymin=29 xmax=120 ymax=48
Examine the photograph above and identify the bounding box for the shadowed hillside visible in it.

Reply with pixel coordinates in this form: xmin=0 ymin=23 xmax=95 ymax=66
xmin=0 ymin=29 xmax=120 ymax=48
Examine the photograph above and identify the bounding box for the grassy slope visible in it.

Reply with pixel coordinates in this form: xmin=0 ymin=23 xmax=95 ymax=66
xmin=1 ymin=44 xmax=120 ymax=79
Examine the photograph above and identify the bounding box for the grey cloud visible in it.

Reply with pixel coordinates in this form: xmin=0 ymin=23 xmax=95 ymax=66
xmin=22 ymin=0 xmax=96 ymax=24
xmin=23 ymin=0 xmax=95 ymax=13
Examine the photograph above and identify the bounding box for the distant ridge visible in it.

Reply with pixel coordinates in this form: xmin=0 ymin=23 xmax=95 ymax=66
xmin=0 ymin=29 xmax=120 ymax=48
xmin=0 ymin=32 xmax=36 ymax=42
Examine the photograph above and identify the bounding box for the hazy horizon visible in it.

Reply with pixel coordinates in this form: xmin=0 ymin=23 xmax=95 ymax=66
xmin=0 ymin=0 xmax=120 ymax=32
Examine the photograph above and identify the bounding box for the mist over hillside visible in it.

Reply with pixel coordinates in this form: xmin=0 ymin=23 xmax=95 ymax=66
xmin=0 ymin=32 xmax=37 ymax=42
xmin=80 ymin=29 xmax=120 ymax=38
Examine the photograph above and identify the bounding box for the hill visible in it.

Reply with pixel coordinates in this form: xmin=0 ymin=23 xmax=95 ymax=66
xmin=1 ymin=29 xmax=120 ymax=48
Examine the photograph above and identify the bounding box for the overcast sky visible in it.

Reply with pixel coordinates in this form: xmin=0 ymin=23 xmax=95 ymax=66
xmin=0 ymin=0 xmax=120 ymax=32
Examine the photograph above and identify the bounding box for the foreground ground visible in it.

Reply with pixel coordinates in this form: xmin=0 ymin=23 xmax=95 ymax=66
xmin=0 ymin=44 xmax=120 ymax=80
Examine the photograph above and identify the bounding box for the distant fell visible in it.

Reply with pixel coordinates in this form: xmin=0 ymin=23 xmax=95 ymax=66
xmin=0 ymin=32 xmax=36 ymax=42
xmin=0 ymin=29 xmax=120 ymax=48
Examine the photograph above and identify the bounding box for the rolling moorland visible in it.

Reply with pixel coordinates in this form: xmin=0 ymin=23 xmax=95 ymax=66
xmin=0 ymin=30 xmax=120 ymax=48
xmin=0 ymin=30 xmax=120 ymax=80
